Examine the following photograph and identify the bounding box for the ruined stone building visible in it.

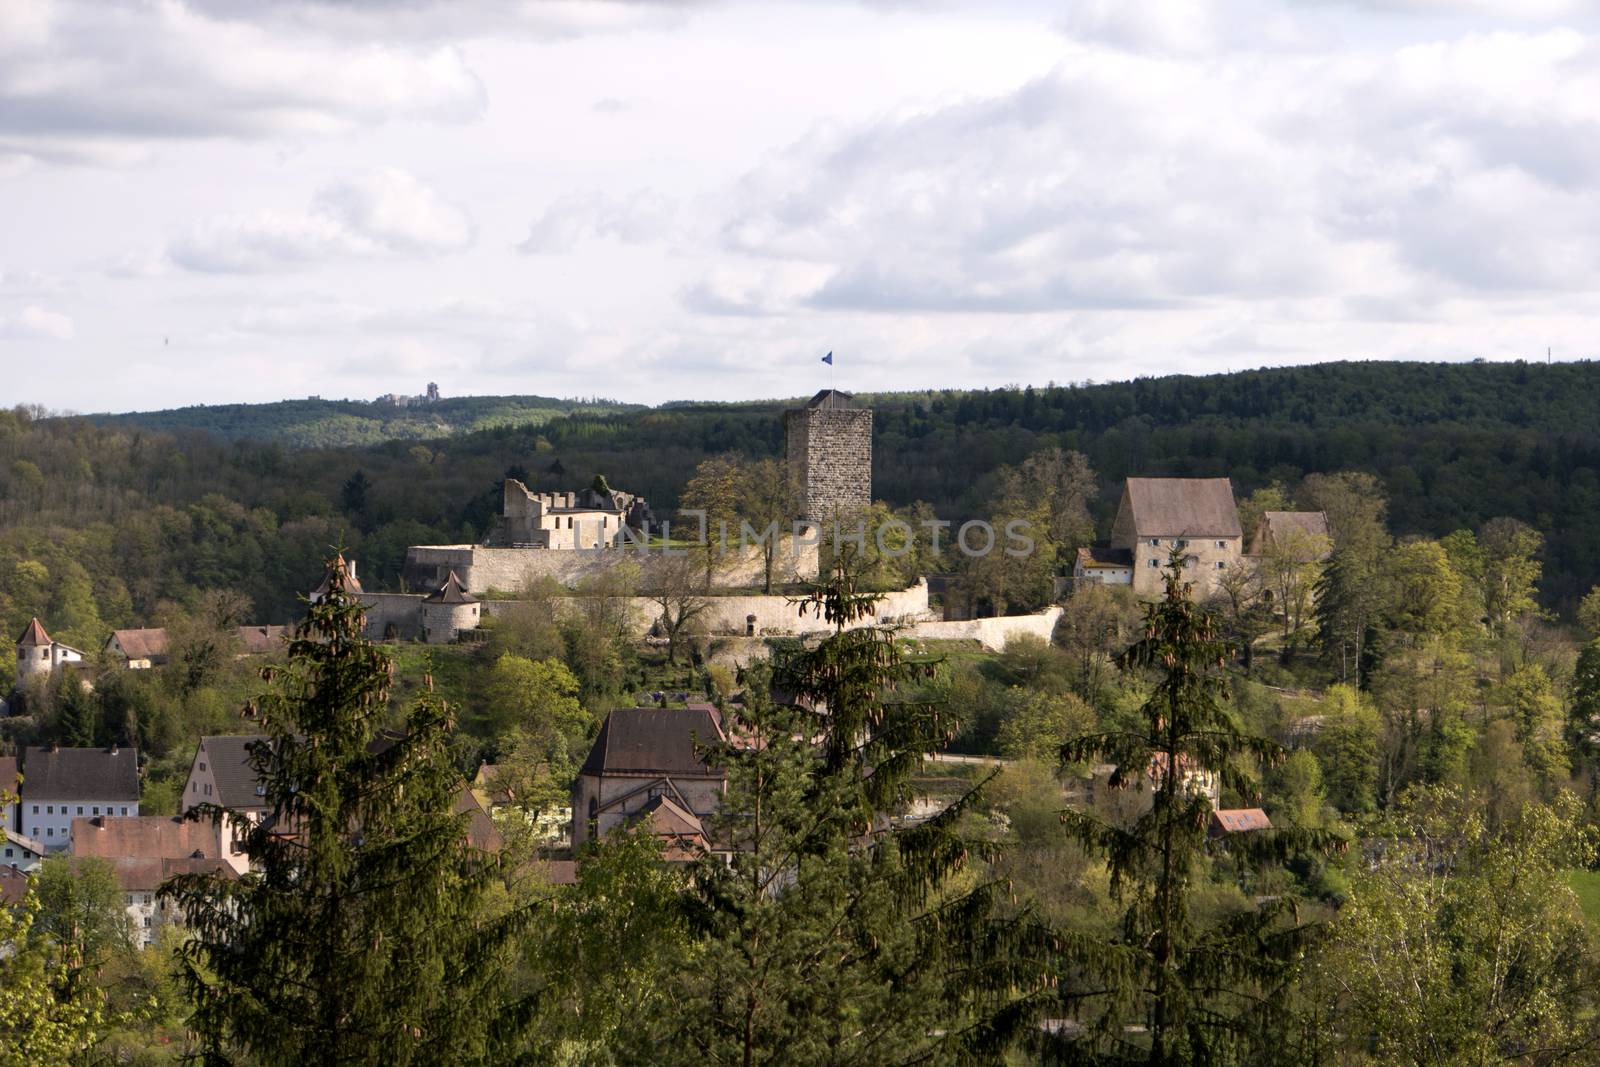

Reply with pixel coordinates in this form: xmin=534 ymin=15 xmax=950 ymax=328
xmin=785 ymin=389 xmax=872 ymax=522
xmin=491 ymin=480 xmax=652 ymax=550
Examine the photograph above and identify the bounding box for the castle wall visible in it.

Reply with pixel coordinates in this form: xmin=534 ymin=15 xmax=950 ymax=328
xmin=358 ymin=593 xmax=425 ymax=641
xmin=899 ymin=605 xmax=1062 ymax=652
xmin=405 ymin=539 xmax=820 ymax=597
xmin=478 ymin=579 xmax=932 ymax=638
xmin=786 ymin=408 xmax=872 ymax=521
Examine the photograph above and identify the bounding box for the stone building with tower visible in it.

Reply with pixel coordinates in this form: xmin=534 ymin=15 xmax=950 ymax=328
xmin=785 ymin=389 xmax=872 ymax=522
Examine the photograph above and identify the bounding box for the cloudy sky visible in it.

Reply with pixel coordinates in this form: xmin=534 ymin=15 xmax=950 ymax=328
xmin=4 ymin=0 xmax=1600 ymax=412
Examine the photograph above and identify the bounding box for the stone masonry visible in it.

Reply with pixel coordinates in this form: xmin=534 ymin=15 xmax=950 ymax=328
xmin=785 ymin=389 xmax=872 ymax=522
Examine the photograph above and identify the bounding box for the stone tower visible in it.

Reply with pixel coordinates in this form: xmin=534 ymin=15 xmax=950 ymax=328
xmin=785 ymin=389 xmax=872 ymax=522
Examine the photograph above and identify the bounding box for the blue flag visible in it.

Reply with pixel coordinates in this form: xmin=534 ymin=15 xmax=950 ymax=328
xmin=821 ymin=351 xmax=833 ymax=365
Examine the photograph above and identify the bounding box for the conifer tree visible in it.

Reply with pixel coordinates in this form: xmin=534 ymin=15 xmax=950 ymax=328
xmin=647 ymin=558 xmax=1055 ymax=1065
xmin=162 ymin=556 xmax=535 ymax=1066
xmin=1056 ymin=550 xmax=1343 ymax=1065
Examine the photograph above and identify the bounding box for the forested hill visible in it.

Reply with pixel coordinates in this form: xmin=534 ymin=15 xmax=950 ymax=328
xmin=6 ymin=359 xmax=1598 ymax=643
xmin=92 ymin=394 xmax=642 ymax=448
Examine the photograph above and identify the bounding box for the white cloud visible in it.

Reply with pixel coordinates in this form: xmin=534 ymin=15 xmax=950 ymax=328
xmin=0 ymin=305 xmax=75 ymax=340
xmin=710 ymin=23 xmax=1600 ymax=318
xmin=518 ymin=190 xmax=677 ymax=253
xmin=0 ymin=0 xmax=486 ymax=167
xmin=167 ymin=168 xmax=473 ymax=273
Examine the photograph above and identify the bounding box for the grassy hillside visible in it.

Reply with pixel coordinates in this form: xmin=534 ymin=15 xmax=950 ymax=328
xmin=93 ymin=394 xmax=643 ymax=448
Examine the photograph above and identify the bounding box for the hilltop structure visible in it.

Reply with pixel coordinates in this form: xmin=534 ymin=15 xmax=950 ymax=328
xmin=785 ymin=389 xmax=872 ymax=522
xmin=490 ymin=479 xmax=652 ymax=549
xmin=15 ymin=617 xmax=85 ymax=683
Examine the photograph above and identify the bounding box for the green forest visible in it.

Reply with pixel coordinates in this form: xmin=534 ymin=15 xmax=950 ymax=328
xmin=6 ymin=358 xmax=1600 ymax=1064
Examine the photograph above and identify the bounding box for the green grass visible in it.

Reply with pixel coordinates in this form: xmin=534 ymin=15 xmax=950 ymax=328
xmin=1566 ymin=870 xmax=1600 ymax=927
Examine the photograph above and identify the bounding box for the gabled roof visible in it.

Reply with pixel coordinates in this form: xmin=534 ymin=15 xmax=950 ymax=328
xmin=71 ymin=814 xmax=221 ymax=861
xmin=109 ymin=855 xmax=238 ymax=893
xmin=1252 ymin=511 xmax=1332 ymax=553
xmin=20 ymin=746 xmax=139 ymax=802
xmin=579 ymin=707 xmax=726 ymax=779
xmin=424 ymin=571 xmax=477 ymax=605
xmin=1122 ymin=478 xmax=1242 ymax=538
xmin=108 ymin=627 xmax=170 ymax=661
xmin=453 ymin=784 xmax=502 ymax=852
xmin=195 ymin=735 xmax=272 ymax=810
xmin=0 ymin=865 xmax=28 ymax=905
xmin=236 ymin=625 xmax=290 ymax=655
xmin=1210 ymin=808 xmax=1272 ymax=834
xmin=17 ymin=617 xmax=51 ymax=648
xmin=0 ymin=755 xmax=18 ymax=796
xmin=5 ymin=828 xmax=46 ymax=856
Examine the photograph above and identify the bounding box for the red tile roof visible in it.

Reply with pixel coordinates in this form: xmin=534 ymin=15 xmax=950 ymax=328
xmin=71 ymin=815 xmax=222 ymax=861
xmin=108 ymin=627 xmax=170 ymax=661
xmin=1210 ymin=808 xmax=1272 ymax=834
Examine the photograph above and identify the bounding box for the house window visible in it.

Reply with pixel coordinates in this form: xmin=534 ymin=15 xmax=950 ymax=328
xmin=127 ymin=894 xmax=134 ymax=905
xmin=92 ymin=807 xmax=99 ymax=815
xmin=143 ymin=894 xmax=152 ymax=904
xmin=31 ymin=805 xmax=37 ymax=814
xmin=1148 ymin=559 xmax=1159 ymax=568
xmin=120 ymin=807 xmax=128 ymax=815
xmin=191 ymin=782 xmax=197 ymax=793
xmin=1216 ymin=540 xmax=1227 ymax=549
xmin=31 ymin=828 xmax=38 ymax=837
xmin=76 ymin=806 xmax=83 ymax=815
xmin=46 ymin=828 xmax=52 ymax=837
xmin=205 ymin=784 xmax=212 ymax=796
xmin=1149 ymin=538 xmax=1160 ymax=546
xmin=1216 ymin=561 xmax=1226 ymax=569
xmin=143 ymin=917 xmax=152 ymax=928
xmin=199 ymin=762 xmax=206 ymax=772
xmin=4 ymin=848 xmax=11 ymax=858
xmin=45 ymin=806 xmax=52 ymax=815
xmin=1175 ymin=539 xmax=1187 ymax=548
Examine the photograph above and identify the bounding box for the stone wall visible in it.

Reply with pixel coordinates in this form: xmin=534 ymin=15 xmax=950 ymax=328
xmin=359 ymin=592 xmax=425 ymax=640
xmin=405 ymin=537 xmax=820 ymax=596
xmin=785 ymin=407 xmax=872 ymax=521
xmin=899 ymin=606 xmax=1062 ymax=652
xmin=479 ymin=579 xmax=932 ymax=639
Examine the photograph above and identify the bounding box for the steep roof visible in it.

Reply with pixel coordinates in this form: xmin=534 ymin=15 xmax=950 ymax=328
xmin=109 ymin=855 xmax=238 ymax=893
xmin=108 ymin=628 xmax=170 ymax=661
xmin=0 ymin=865 xmax=28 ymax=905
xmin=1210 ymin=808 xmax=1273 ymax=834
xmin=1252 ymin=511 xmax=1331 ymax=552
xmin=20 ymin=746 xmax=139 ymax=802
xmin=196 ymin=735 xmax=272 ymax=810
xmin=71 ymin=814 xmax=222 ymax=861
xmin=1123 ymin=478 xmax=1241 ymax=538
xmin=453 ymin=784 xmax=502 ymax=852
xmin=0 ymin=755 xmax=18 ymax=796
xmin=806 ymin=388 xmax=855 ymax=410
xmin=579 ymin=707 xmax=725 ymax=779
xmin=424 ymin=571 xmax=477 ymax=605
xmin=311 ymin=554 xmax=363 ymax=599
xmin=236 ymin=625 xmax=290 ymax=655
xmin=17 ymin=617 xmax=51 ymax=648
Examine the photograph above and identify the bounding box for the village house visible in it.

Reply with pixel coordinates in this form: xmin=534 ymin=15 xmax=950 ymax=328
xmin=3 ymin=829 xmax=46 ymax=870
xmin=14 ymin=617 xmax=86 ymax=683
xmin=106 ymin=856 xmax=239 ymax=948
xmin=16 ymin=744 xmax=139 ymax=850
xmin=571 ymin=706 xmax=727 ymax=854
xmin=1071 ymin=546 xmax=1134 ymax=587
xmin=0 ymin=864 xmax=28 ymax=906
xmin=1247 ymin=511 xmax=1333 ymax=560
xmin=71 ymin=812 xmax=249 ymax=876
xmin=1102 ymin=477 xmax=1244 ymax=599
xmin=104 ymin=624 xmax=291 ymax=669
xmin=182 ymin=734 xmax=273 ymax=853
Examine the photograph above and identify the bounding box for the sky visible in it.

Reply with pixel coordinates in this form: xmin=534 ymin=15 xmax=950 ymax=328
xmin=4 ymin=0 xmax=1600 ymax=413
